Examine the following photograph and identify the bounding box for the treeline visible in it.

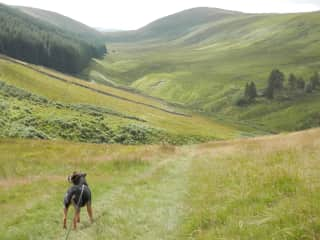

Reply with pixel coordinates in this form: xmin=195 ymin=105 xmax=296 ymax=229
xmin=237 ymin=69 xmax=320 ymax=106
xmin=0 ymin=4 xmax=106 ymax=74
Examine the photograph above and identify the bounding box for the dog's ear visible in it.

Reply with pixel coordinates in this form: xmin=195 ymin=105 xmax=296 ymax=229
xmin=67 ymin=175 xmax=72 ymax=183
xmin=78 ymin=172 xmax=87 ymax=177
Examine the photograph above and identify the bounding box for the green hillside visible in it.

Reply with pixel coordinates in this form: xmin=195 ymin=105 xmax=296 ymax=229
xmin=0 ymin=3 xmax=106 ymax=74
xmin=104 ymin=7 xmax=242 ymax=42
xmin=0 ymin=56 xmax=239 ymax=144
xmin=86 ymin=8 xmax=320 ymax=132
xmin=16 ymin=6 xmax=103 ymax=42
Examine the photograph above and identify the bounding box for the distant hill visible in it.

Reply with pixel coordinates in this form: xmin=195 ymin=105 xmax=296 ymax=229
xmin=88 ymin=7 xmax=320 ymax=132
xmin=0 ymin=4 xmax=106 ymax=74
xmin=137 ymin=7 xmax=242 ymax=41
xmin=17 ymin=6 xmax=103 ymax=42
xmin=104 ymin=7 xmax=242 ymax=42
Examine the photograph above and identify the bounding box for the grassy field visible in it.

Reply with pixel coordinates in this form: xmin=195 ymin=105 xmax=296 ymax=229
xmin=85 ymin=10 xmax=320 ymax=132
xmin=1 ymin=7 xmax=320 ymax=239
xmin=0 ymin=128 xmax=319 ymax=239
xmin=0 ymin=56 xmax=241 ymax=143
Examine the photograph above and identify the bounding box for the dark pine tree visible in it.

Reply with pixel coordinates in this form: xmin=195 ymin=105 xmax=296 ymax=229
xmin=0 ymin=4 xmax=107 ymax=74
xmin=305 ymin=81 xmax=314 ymax=93
xmin=310 ymin=72 xmax=320 ymax=89
xmin=297 ymin=78 xmax=306 ymax=89
xmin=265 ymin=69 xmax=285 ymax=99
xmin=288 ymin=73 xmax=297 ymax=90
xmin=245 ymin=82 xmax=257 ymax=101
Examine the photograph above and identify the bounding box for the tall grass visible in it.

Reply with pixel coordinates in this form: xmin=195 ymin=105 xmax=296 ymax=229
xmin=180 ymin=128 xmax=320 ymax=239
xmin=1 ymin=129 xmax=320 ymax=239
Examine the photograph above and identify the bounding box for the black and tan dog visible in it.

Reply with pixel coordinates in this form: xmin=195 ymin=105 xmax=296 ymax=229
xmin=63 ymin=171 xmax=93 ymax=229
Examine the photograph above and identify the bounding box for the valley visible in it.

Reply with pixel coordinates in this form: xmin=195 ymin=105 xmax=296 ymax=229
xmin=85 ymin=8 xmax=320 ymax=132
xmin=0 ymin=4 xmax=319 ymax=240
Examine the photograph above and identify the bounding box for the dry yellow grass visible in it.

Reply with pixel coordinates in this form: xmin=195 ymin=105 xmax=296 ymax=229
xmin=181 ymin=128 xmax=320 ymax=239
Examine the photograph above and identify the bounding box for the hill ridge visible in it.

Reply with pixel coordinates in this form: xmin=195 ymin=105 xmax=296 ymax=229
xmin=104 ymin=7 xmax=244 ymax=42
xmin=16 ymin=6 xmax=102 ymax=37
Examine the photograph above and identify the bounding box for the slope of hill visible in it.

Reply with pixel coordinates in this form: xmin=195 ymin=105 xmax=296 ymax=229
xmin=0 ymin=4 xmax=106 ymax=74
xmin=1 ymin=127 xmax=319 ymax=239
xmin=86 ymin=8 xmax=320 ymax=132
xmin=17 ymin=6 xmax=103 ymax=42
xmin=104 ymin=7 xmax=242 ymax=42
xmin=0 ymin=55 xmax=240 ymax=144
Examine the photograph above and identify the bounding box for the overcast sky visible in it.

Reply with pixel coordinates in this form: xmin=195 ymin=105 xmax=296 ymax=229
xmin=1 ymin=0 xmax=320 ymax=30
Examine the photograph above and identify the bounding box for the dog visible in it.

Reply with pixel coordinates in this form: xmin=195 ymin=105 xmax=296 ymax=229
xmin=63 ymin=171 xmax=93 ymax=230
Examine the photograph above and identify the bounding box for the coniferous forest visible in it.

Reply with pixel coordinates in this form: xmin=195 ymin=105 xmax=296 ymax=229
xmin=0 ymin=4 xmax=106 ymax=74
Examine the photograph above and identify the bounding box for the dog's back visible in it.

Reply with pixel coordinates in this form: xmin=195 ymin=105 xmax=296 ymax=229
xmin=64 ymin=184 xmax=91 ymax=209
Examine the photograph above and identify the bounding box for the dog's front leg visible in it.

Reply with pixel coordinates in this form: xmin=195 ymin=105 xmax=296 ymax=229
xmin=63 ymin=208 xmax=68 ymax=229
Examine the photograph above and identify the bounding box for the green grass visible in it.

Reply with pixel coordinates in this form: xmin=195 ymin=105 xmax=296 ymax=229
xmin=1 ymin=128 xmax=320 ymax=239
xmin=0 ymin=139 xmax=167 ymax=239
xmin=87 ymin=10 xmax=320 ymax=132
xmin=0 ymin=79 xmax=164 ymax=144
xmin=222 ymin=91 xmax=320 ymax=132
xmin=0 ymin=57 xmax=240 ymax=143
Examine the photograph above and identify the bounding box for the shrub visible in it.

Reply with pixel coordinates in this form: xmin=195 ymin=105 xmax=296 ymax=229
xmin=6 ymin=124 xmax=48 ymax=139
xmin=113 ymin=124 xmax=154 ymax=144
xmin=296 ymin=112 xmax=320 ymax=130
xmin=296 ymin=78 xmax=305 ymax=89
xmin=305 ymin=81 xmax=314 ymax=93
xmin=235 ymin=97 xmax=250 ymax=106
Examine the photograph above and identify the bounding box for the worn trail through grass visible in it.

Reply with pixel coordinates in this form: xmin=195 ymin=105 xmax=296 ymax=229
xmin=67 ymin=151 xmax=191 ymax=240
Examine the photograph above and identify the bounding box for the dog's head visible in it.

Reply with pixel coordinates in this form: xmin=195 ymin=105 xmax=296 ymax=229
xmin=67 ymin=171 xmax=87 ymax=185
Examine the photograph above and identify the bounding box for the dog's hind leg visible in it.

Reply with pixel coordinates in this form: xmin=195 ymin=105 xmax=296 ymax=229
xmin=86 ymin=203 xmax=93 ymax=223
xmin=77 ymin=210 xmax=81 ymax=223
xmin=73 ymin=208 xmax=80 ymax=230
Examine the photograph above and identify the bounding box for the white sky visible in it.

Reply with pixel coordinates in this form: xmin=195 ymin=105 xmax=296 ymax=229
xmin=1 ymin=0 xmax=320 ymax=30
